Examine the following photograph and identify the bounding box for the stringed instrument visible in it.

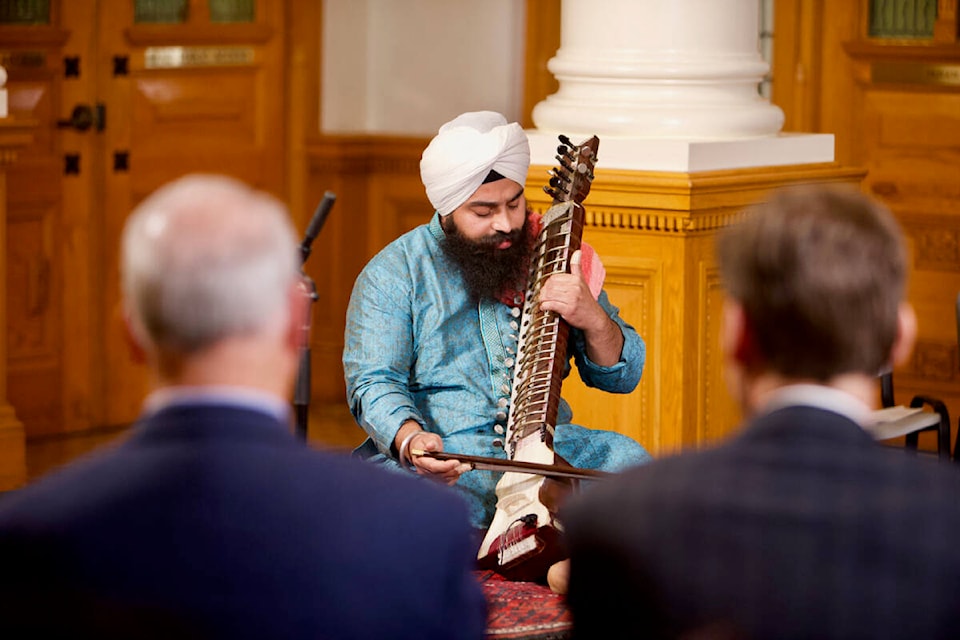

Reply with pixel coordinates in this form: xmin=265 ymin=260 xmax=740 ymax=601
xmin=472 ymin=133 xmax=601 ymax=582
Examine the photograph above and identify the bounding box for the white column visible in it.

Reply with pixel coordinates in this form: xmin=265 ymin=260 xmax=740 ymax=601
xmin=528 ymin=0 xmax=833 ymax=171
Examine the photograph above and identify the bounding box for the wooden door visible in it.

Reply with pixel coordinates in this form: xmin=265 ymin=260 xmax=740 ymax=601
xmin=2 ymin=0 xmax=288 ymax=438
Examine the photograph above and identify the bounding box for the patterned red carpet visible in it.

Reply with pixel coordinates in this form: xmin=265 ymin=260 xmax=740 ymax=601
xmin=477 ymin=570 xmax=573 ymax=639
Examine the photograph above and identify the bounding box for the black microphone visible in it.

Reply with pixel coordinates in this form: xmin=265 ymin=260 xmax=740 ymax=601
xmin=300 ymin=191 xmax=336 ymax=265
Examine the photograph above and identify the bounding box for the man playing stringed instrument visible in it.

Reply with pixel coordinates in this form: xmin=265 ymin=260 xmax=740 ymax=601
xmin=344 ymin=111 xmax=651 ymax=581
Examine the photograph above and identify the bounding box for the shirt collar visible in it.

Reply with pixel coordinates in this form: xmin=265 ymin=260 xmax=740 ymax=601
xmin=759 ymin=383 xmax=872 ymax=427
xmin=428 ymin=211 xmax=445 ymax=242
xmin=143 ymin=385 xmax=292 ymax=424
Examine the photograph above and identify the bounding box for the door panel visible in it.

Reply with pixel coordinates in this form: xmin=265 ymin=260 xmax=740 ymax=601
xmin=3 ymin=0 xmax=287 ymax=436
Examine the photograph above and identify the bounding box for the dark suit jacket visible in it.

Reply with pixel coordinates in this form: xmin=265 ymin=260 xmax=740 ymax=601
xmin=0 ymin=404 xmax=486 ymax=639
xmin=564 ymin=405 xmax=960 ymax=640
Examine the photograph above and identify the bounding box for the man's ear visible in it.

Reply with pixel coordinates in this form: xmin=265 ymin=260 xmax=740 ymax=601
xmin=721 ymin=299 xmax=759 ymax=367
xmin=890 ymin=302 xmax=917 ymax=368
xmin=121 ymin=308 xmax=148 ymax=365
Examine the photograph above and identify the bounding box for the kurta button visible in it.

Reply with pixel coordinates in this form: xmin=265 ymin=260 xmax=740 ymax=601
xmin=500 ymin=384 xmax=510 ymax=393
xmin=509 ymin=321 xmax=519 ymax=330
xmin=493 ymin=439 xmax=504 ymax=448
xmin=496 ymin=411 xmax=506 ymax=421
xmin=498 ymin=398 xmax=508 ymax=407
xmin=511 ymin=307 xmax=521 ymax=317
xmin=505 ymin=347 xmax=515 ymax=355
xmin=494 ymin=425 xmax=505 ymax=435
xmin=504 ymin=357 xmax=514 ymax=368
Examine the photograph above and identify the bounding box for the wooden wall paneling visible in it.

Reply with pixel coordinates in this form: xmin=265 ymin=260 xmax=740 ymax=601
xmin=840 ymin=21 xmax=960 ymax=450
xmin=305 ymin=136 xmax=431 ymax=406
xmin=0 ymin=118 xmax=35 ymax=489
xmin=2 ymin=8 xmax=79 ymax=438
xmin=304 ymin=157 xmax=368 ymax=406
xmin=554 ymin=226 xmax=665 ymax=452
xmin=697 ymin=250 xmax=738 ymax=447
xmin=774 ymin=2 xmax=960 ymax=451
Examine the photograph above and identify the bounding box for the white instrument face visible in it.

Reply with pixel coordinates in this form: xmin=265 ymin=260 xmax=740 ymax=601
xmin=477 ymin=135 xmax=600 ymax=577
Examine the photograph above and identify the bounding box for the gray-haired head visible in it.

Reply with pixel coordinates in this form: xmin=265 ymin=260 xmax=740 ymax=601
xmin=121 ymin=174 xmax=299 ymax=354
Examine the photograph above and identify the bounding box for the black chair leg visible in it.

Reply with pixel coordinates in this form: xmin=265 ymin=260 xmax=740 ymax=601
xmin=910 ymin=395 xmax=951 ymax=461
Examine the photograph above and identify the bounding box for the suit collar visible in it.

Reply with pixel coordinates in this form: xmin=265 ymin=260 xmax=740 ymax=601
xmin=758 ymin=384 xmax=872 ymax=427
xmin=130 ymin=403 xmax=298 ymax=448
xmin=739 ymin=405 xmax=877 ymax=448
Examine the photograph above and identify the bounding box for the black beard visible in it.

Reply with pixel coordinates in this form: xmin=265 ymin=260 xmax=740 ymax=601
xmin=441 ymin=215 xmax=532 ymax=301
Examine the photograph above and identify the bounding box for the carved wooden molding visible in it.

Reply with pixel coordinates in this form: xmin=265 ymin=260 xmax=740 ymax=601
xmin=581 ymin=206 xmax=747 ymax=233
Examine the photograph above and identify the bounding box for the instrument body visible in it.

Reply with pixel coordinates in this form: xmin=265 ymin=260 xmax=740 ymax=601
xmin=476 ymin=135 xmax=600 ymax=582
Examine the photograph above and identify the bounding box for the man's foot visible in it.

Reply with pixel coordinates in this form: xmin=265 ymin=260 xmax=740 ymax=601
xmin=547 ymin=559 xmax=570 ymax=594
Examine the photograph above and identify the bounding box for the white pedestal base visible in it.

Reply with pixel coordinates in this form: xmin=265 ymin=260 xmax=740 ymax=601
xmin=527 ymin=131 xmax=836 ymax=173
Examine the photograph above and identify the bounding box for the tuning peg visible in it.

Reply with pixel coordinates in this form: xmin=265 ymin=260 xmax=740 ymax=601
xmin=555 ymin=155 xmax=574 ymax=172
xmin=543 ymin=186 xmax=562 ymax=200
xmin=557 ymin=144 xmax=570 ymax=156
xmin=548 ymin=169 xmax=571 ymax=183
xmin=558 ymin=134 xmax=573 ymax=147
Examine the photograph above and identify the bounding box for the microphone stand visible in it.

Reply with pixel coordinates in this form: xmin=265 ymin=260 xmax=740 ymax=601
xmin=294 ymin=191 xmax=336 ymax=441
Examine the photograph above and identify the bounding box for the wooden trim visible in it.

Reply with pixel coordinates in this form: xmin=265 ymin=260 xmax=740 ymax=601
xmin=521 ymin=0 xmax=561 ymax=128
xmin=772 ymin=0 xmax=825 ymax=133
xmin=307 ymin=136 xmax=430 ymax=174
xmin=285 ymin=0 xmax=321 ymax=233
xmin=124 ymin=23 xmax=273 ymax=45
xmin=844 ymin=41 xmax=960 ymax=61
xmin=0 ymin=26 xmax=70 ymax=46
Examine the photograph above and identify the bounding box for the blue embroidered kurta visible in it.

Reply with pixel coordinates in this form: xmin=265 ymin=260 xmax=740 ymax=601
xmin=344 ymin=213 xmax=651 ymax=529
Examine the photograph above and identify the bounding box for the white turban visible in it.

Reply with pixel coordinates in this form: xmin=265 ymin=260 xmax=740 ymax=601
xmin=420 ymin=111 xmax=530 ymax=216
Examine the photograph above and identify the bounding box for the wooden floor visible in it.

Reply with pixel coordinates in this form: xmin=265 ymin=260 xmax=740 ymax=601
xmin=24 ymin=402 xmax=367 ymax=484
